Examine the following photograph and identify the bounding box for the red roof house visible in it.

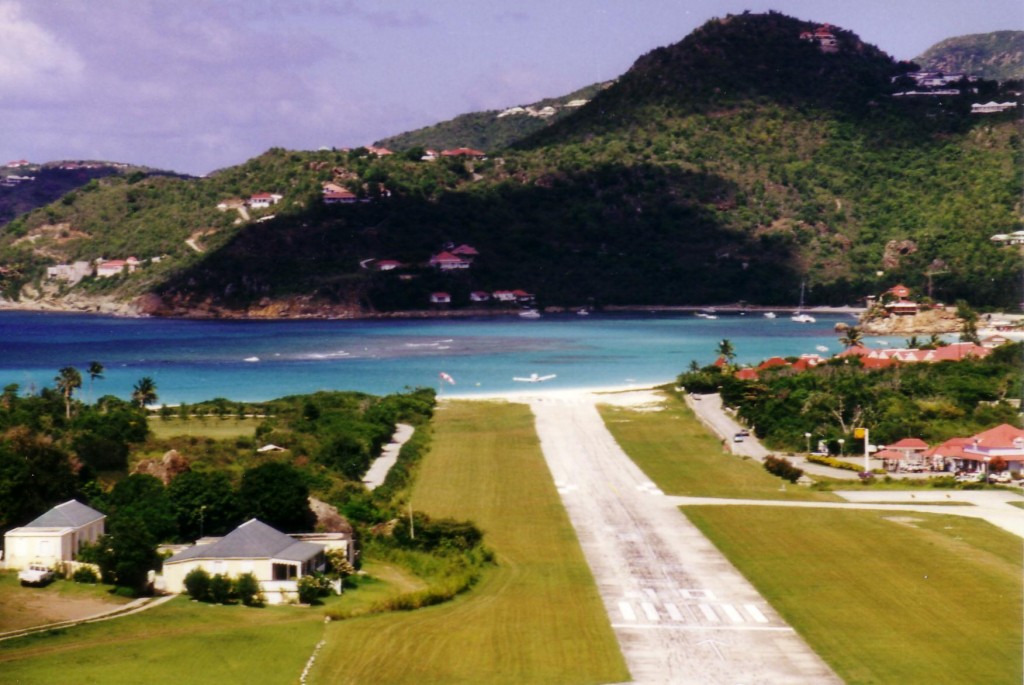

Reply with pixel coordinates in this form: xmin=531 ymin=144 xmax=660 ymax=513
xmin=429 ymin=252 xmax=469 ymax=270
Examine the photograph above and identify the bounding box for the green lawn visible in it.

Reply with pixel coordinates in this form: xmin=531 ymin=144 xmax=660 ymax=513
xmin=0 ymin=597 xmax=324 ymax=684
xmin=598 ymin=394 xmax=839 ymax=500
xmin=311 ymin=400 xmax=629 ymax=685
xmin=684 ymin=506 xmax=1023 ymax=685
xmin=147 ymin=416 xmax=257 ymax=440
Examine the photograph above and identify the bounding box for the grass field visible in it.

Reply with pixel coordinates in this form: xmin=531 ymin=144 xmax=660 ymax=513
xmin=0 ymin=597 xmax=325 ymax=684
xmin=147 ymin=416 xmax=257 ymax=440
xmin=311 ymin=400 xmax=629 ymax=685
xmin=598 ymin=394 xmax=839 ymax=501
xmin=684 ymin=506 xmax=1023 ymax=684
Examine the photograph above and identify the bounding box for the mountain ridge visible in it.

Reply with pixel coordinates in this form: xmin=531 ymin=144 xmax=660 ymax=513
xmin=0 ymin=13 xmax=1020 ymax=318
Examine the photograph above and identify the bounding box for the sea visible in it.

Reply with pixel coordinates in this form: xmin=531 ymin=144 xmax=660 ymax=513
xmin=0 ymin=310 xmax=897 ymax=405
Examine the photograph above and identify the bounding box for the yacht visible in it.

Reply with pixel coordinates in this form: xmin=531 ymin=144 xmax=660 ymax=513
xmin=763 ymin=312 xmax=776 ymax=319
xmin=791 ymin=282 xmax=815 ymax=323
xmin=518 ymin=309 xmax=541 ymax=319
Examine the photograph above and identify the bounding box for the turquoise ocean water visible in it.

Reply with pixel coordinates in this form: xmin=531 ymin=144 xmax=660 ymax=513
xmin=0 ymin=310 xmax=890 ymax=404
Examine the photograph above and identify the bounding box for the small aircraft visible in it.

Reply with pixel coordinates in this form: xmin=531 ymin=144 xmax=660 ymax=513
xmin=513 ymin=373 xmax=557 ymax=383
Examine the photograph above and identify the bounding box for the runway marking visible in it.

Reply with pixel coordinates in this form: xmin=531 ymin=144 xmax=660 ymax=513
xmin=611 ymin=624 xmax=796 ymax=632
xmin=641 ymin=602 xmax=660 ymax=622
xmin=665 ymin=602 xmax=684 ymax=621
xmin=618 ymin=601 xmax=637 ymax=622
xmin=721 ymin=603 xmax=744 ymax=623
xmin=643 ymin=588 xmax=658 ymax=600
xmin=744 ymin=603 xmax=769 ymax=623
xmin=698 ymin=604 xmax=719 ymax=622
xmin=681 ymin=588 xmax=715 ymax=600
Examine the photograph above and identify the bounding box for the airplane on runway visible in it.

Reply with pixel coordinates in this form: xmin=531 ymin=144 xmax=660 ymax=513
xmin=513 ymin=373 xmax=557 ymax=383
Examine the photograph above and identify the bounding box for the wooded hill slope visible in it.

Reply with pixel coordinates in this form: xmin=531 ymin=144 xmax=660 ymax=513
xmin=0 ymin=12 xmax=1020 ymax=317
xmin=915 ymin=31 xmax=1024 ymax=83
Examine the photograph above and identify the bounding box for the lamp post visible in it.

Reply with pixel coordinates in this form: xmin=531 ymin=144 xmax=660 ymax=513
xmin=199 ymin=505 xmax=207 ymax=539
xmin=838 ymin=438 xmax=845 ymax=457
xmin=804 ymin=432 xmax=812 ymax=454
xmin=854 ymin=426 xmax=870 ymax=473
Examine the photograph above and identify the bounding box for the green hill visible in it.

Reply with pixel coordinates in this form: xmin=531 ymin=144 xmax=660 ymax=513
xmin=0 ymin=12 xmax=1020 ymax=316
xmin=374 ymin=83 xmax=611 ymax=153
xmin=915 ymin=31 xmax=1024 ymax=82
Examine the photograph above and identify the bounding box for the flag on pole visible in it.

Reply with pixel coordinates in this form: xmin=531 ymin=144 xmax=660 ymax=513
xmin=439 ymin=372 xmax=456 ymax=385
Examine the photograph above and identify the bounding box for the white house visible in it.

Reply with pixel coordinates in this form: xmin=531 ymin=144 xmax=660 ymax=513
xmin=46 ymin=261 xmax=93 ymax=284
xmin=161 ymin=519 xmax=329 ymax=605
xmin=429 ymin=251 xmax=469 ymax=270
xmin=3 ymin=500 xmax=106 ymax=571
xmin=249 ymin=193 xmax=283 ymax=209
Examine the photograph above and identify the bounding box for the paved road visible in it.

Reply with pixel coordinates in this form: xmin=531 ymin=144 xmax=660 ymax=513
xmin=529 ymin=395 xmax=841 ymax=685
xmin=363 ymin=423 xmax=414 ymax=490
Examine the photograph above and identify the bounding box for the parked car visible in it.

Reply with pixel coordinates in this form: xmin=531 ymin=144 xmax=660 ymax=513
xmin=732 ymin=433 xmax=745 ymax=443
xmin=988 ymin=472 xmax=1012 ymax=484
xmin=18 ymin=564 xmax=55 ymax=586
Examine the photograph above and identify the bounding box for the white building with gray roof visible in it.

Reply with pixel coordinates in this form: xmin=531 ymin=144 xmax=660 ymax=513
xmin=3 ymin=499 xmax=106 ymax=571
xmin=161 ymin=519 xmax=330 ymax=604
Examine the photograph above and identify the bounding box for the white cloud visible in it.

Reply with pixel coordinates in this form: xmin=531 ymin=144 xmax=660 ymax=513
xmin=0 ymin=1 xmax=84 ymax=101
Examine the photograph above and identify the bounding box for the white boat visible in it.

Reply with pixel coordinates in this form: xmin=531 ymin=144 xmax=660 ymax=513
xmin=513 ymin=373 xmax=557 ymax=383
xmin=815 ymin=345 xmax=829 ymax=352
xmin=576 ymin=307 xmax=590 ymax=316
xmin=763 ymin=312 xmax=776 ymax=319
xmin=791 ymin=282 xmax=815 ymax=323
xmin=518 ymin=309 xmax=541 ymax=319
xmin=243 ymin=356 xmax=260 ymax=362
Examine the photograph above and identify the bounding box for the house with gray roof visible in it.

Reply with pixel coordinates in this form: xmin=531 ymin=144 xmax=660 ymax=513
xmin=3 ymin=500 xmax=106 ymax=571
xmin=161 ymin=519 xmax=329 ymax=604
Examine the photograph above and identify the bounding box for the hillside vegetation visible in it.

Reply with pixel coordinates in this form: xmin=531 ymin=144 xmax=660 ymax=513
xmin=375 ymin=82 xmax=611 ymax=152
xmin=915 ymin=31 xmax=1024 ymax=83
xmin=0 ymin=12 xmax=1020 ymax=316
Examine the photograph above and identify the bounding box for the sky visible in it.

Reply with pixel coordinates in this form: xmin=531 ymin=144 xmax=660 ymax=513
xmin=2 ymin=1 xmax=1021 ymax=176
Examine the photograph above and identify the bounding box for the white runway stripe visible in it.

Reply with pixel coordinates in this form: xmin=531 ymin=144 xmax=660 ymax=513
xmin=744 ymin=604 xmax=769 ymax=623
xmin=698 ymin=604 xmax=719 ymax=622
xmin=721 ymin=603 xmax=744 ymax=623
xmin=618 ymin=601 xmax=637 ymax=622
xmin=665 ymin=602 xmax=683 ymax=621
xmin=641 ymin=602 xmax=660 ymax=622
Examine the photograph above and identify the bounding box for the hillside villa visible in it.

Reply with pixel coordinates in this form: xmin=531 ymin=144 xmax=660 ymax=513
xmin=2 ymin=500 xmax=106 ymax=572
xmin=248 ymin=193 xmax=283 ymax=209
xmin=429 ymin=251 xmax=470 ymax=270
xmin=96 ymin=257 xmax=142 ymax=278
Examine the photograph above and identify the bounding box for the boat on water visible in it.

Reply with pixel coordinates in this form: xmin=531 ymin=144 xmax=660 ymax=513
xmin=518 ymin=309 xmax=541 ymax=319
xmin=763 ymin=312 xmax=776 ymax=319
xmin=694 ymin=312 xmax=718 ymax=320
xmin=576 ymin=307 xmax=590 ymax=316
xmin=791 ymin=282 xmax=816 ymax=323
xmin=243 ymin=356 xmax=260 ymax=362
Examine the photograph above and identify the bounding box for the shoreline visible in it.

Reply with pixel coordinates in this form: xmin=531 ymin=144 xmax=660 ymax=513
xmin=0 ymin=298 xmax=867 ymax=321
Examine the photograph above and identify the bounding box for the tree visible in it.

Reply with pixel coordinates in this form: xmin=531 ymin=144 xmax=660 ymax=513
xmin=87 ymin=361 xmax=104 ymax=403
xmin=108 ymin=474 xmax=178 ymax=542
xmin=105 ymin=517 xmax=161 ymax=594
xmin=239 ymin=462 xmax=315 ymax=532
xmin=132 ymin=376 xmax=158 ymax=408
xmin=904 ymin=336 xmax=921 ymax=349
xmin=716 ymin=339 xmax=736 ymax=365
xmin=167 ymin=470 xmax=240 ymax=540
xmin=956 ymin=300 xmax=980 ymax=345
xmin=55 ymin=366 xmax=82 ymax=419
xmin=839 ymin=326 xmax=864 ymax=349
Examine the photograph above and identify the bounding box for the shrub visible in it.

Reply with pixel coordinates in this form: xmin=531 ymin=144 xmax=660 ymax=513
xmin=806 ymin=454 xmax=861 ymax=472
xmin=235 ymin=572 xmax=264 ymax=607
xmin=183 ymin=567 xmax=211 ymax=601
xmin=209 ymin=573 xmax=233 ymax=604
xmin=72 ymin=566 xmax=99 ymax=584
xmin=763 ymin=455 xmax=803 ymax=483
xmin=296 ymin=575 xmax=323 ymax=605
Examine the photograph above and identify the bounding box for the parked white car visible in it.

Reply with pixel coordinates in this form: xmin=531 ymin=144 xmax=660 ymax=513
xmin=18 ymin=564 xmax=55 ymax=586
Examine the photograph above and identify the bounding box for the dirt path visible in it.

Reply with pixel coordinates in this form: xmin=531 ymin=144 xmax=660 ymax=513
xmin=363 ymin=423 xmax=414 ymax=489
xmin=529 ymin=394 xmax=841 ymax=684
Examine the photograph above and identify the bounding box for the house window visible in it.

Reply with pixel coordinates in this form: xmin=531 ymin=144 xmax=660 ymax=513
xmin=272 ymin=563 xmax=296 ymax=580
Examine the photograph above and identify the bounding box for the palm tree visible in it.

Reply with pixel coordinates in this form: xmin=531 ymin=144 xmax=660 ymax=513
xmin=839 ymin=326 xmax=863 ymax=349
xmin=716 ymin=339 xmax=736 ymax=365
xmin=87 ymin=361 xmax=104 ymax=403
xmin=132 ymin=376 xmax=158 ymax=408
xmin=904 ymin=336 xmax=921 ymax=350
xmin=55 ymin=366 xmax=82 ymax=419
